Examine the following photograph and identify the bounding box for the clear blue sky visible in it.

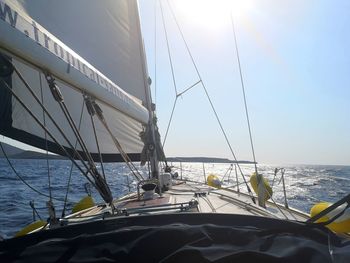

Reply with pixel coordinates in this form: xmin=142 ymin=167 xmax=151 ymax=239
xmin=138 ymin=0 xmax=350 ymax=165
xmin=1 ymin=0 xmax=349 ymax=165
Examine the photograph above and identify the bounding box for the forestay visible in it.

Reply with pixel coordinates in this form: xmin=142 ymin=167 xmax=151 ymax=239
xmin=0 ymin=0 xmax=151 ymax=162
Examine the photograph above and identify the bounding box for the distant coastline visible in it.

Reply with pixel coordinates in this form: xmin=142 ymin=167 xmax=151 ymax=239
xmin=6 ymin=150 xmax=67 ymax=160
xmin=0 ymin=142 xmax=66 ymax=160
xmin=166 ymin=157 xmax=256 ymax=164
xmin=0 ymin=142 xmax=255 ymax=163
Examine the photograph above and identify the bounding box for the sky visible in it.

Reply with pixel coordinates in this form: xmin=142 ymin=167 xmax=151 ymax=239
xmin=137 ymin=0 xmax=350 ymax=165
xmin=1 ymin=0 xmax=349 ymax=166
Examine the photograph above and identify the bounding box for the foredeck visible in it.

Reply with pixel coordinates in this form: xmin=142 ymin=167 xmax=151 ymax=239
xmin=167 ymin=181 xmax=309 ymax=221
xmin=35 ymin=179 xmax=310 ymax=235
xmin=73 ymin=180 xmax=309 ymax=222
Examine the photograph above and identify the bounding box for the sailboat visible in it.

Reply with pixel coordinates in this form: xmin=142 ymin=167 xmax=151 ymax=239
xmin=0 ymin=0 xmax=349 ymax=262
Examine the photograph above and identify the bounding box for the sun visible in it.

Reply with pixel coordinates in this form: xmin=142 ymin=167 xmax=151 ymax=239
xmin=229 ymin=0 xmax=255 ymax=19
xmin=172 ymin=0 xmax=254 ymax=29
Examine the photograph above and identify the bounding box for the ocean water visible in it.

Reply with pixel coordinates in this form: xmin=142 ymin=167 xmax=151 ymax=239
xmin=0 ymin=158 xmax=349 ymax=239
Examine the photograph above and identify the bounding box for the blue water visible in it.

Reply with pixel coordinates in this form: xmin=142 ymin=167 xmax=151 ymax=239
xmin=0 ymin=158 xmax=349 ymax=239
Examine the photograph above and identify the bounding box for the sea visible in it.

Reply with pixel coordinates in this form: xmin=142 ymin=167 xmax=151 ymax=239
xmin=0 ymin=158 xmax=349 ymax=239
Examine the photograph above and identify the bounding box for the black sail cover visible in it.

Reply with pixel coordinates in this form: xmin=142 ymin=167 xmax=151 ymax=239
xmin=0 ymin=213 xmax=350 ymax=262
xmin=0 ymin=0 xmax=151 ymax=162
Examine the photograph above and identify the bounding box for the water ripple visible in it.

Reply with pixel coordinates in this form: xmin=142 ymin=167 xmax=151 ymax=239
xmin=0 ymin=159 xmax=349 ymax=238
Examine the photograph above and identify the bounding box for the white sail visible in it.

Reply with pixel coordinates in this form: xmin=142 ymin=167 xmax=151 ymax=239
xmin=15 ymin=0 xmax=150 ymax=105
xmin=0 ymin=0 xmax=150 ymax=161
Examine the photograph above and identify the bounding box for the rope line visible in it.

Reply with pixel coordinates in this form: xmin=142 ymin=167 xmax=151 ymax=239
xmin=90 ymin=114 xmax=106 ymax=180
xmin=86 ymin=98 xmax=144 ymax=181
xmin=12 ymin=68 xmax=91 ymax=173
xmin=100 ymin=118 xmax=143 ymax=181
xmin=220 ymin=164 xmax=233 ymax=184
xmin=0 ymin=77 xmax=94 ymax=187
xmin=58 ymin=99 xmax=95 ymax=166
xmin=39 ymin=72 xmax=52 ymax=201
xmin=307 ymin=193 xmax=350 ymax=223
xmin=5 ymin=63 xmax=112 ymax=203
xmin=0 ymin=142 xmax=66 ymax=202
xmin=62 ymin=100 xmax=85 ymax=217
xmin=43 ymin=74 xmax=112 ymax=204
xmin=166 ymin=0 xmax=256 ymax=203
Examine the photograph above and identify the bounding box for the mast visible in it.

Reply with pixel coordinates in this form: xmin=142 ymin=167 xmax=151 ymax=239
xmin=135 ymin=1 xmax=160 ymax=180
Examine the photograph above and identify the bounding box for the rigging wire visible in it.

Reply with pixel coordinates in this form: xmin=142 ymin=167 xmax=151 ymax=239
xmin=0 ymin=142 xmax=66 ymax=203
xmin=162 ymin=80 xmax=202 ymax=146
xmin=90 ymin=113 xmax=106 ymax=180
xmin=101 ymin=121 xmax=143 ymax=181
xmin=158 ymin=0 xmax=179 ymax=148
xmin=166 ymin=0 xmax=256 ymax=203
xmin=159 ymin=0 xmax=202 ymax=147
xmin=176 ymin=80 xmax=202 ymax=98
xmin=62 ymin=100 xmax=85 ymax=217
xmin=30 ymin=201 xmax=43 ymax=221
xmin=0 ymin=71 xmax=98 ymax=189
xmin=15 ymin=65 xmax=110 ymax=203
xmin=12 ymin=67 xmax=92 ymax=173
xmin=162 ymin=97 xmax=177 ymax=146
xmin=230 ymin=12 xmax=259 ymax=176
xmin=46 ymin=74 xmax=97 ymax=168
xmin=160 ymin=0 xmax=178 ymax=96
xmin=86 ymin=97 xmax=144 ymax=181
xmin=39 ymin=72 xmax=52 ymax=201
xmin=0 ymin=78 xmax=94 ymax=189
xmin=38 ymin=72 xmax=112 ymax=203
xmin=44 ymin=74 xmax=112 ymax=203
xmin=228 ymin=13 xmax=286 ymax=213
xmin=154 ymin=0 xmax=158 ymax=105
xmin=220 ymin=164 xmax=233 ymax=184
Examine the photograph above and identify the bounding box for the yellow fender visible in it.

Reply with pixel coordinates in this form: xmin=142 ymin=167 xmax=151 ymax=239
xmin=250 ymin=172 xmax=273 ymax=202
xmin=207 ymin=174 xmax=222 ymax=188
xmin=15 ymin=220 xmax=46 ymax=237
xmin=72 ymin=195 xmax=95 ymax=214
xmin=310 ymin=202 xmax=350 ymax=233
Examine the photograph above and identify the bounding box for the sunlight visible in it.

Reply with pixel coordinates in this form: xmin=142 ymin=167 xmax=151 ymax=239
xmin=173 ymin=0 xmax=255 ymax=29
xmin=229 ymin=0 xmax=255 ymax=19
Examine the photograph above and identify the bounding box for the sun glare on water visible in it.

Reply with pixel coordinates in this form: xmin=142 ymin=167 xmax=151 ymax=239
xmin=174 ymin=0 xmax=254 ymax=29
